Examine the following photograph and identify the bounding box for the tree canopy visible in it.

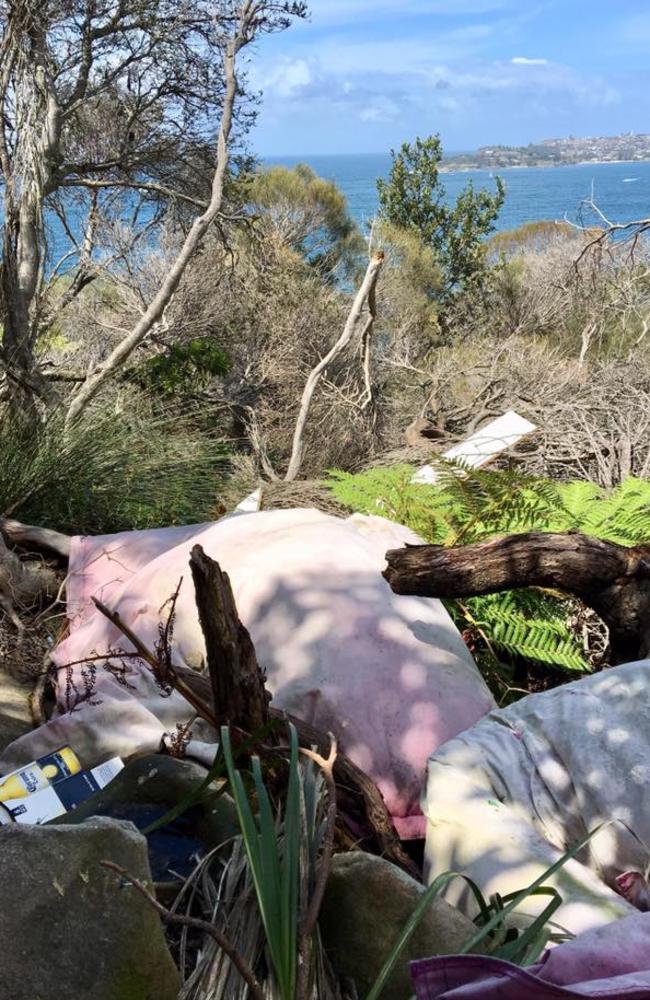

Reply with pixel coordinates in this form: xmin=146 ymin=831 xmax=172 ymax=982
xmin=247 ymin=163 xmax=364 ymax=278
xmin=0 ymin=0 xmax=306 ymax=415
xmin=377 ymin=135 xmax=505 ymax=298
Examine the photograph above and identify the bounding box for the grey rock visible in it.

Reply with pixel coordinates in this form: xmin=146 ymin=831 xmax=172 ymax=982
xmin=58 ymin=753 xmax=239 ymax=852
xmin=0 ymin=817 xmax=180 ymax=1000
xmin=319 ymin=851 xmax=479 ymax=1000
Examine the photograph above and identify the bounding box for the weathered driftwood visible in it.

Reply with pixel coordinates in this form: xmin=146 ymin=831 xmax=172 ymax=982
xmin=384 ymin=531 xmax=650 ymax=664
xmin=0 ymin=517 xmax=71 ymax=558
xmin=190 ymin=544 xmax=270 ymax=732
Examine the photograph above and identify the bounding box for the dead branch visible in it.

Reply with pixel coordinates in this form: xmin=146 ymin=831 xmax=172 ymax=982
xmin=189 ymin=543 xmax=270 ymax=732
xmin=0 ymin=517 xmax=71 ymax=557
xmin=100 ymin=861 xmax=265 ymax=1000
xmin=384 ymin=531 xmax=650 ymax=664
xmin=297 ymin=736 xmax=338 ymax=1000
xmin=284 ymin=251 xmax=384 ymax=481
xmin=299 ymin=738 xmax=338 ymax=937
xmin=91 ymin=595 xmax=217 ymax=726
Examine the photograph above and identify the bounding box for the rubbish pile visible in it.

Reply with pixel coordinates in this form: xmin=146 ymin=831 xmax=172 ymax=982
xmin=2 ymin=487 xmax=650 ymax=998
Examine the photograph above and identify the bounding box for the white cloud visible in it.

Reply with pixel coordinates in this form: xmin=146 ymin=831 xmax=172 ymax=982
xmin=511 ymin=56 xmax=548 ymax=66
xmin=251 ymin=18 xmax=621 ymax=145
xmin=359 ymin=96 xmax=401 ymax=122
xmin=253 ymin=58 xmax=313 ymax=98
xmin=297 ymin=25 xmax=495 ymax=76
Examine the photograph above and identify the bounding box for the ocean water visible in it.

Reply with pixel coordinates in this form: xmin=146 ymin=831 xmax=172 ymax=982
xmin=32 ymin=155 xmax=650 ymax=265
xmin=265 ymin=154 xmax=650 ymax=234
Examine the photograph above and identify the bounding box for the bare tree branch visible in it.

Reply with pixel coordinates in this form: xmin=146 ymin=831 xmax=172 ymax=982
xmin=64 ymin=18 xmax=244 ymax=425
xmin=285 ymin=251 xmax=384 ymax=481
xmin=384 ymin=531 xmax=650 ymax=664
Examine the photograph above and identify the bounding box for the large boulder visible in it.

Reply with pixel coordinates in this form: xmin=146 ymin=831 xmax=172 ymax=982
xmin=319 ymin=851 xmax=479 ymax=1000
xmin=58 ymin=754 xmax=239 ymax=880
xmin=0 ymin=817 xmax=180 ymax=1000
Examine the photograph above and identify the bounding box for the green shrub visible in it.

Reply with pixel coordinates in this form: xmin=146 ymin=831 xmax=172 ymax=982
xmin=134 ymin=336 xmax=230 ymax=396
xmin=0 ymin=394 xmax=230 ymax=534
xmin=327 ymin=464 xmax=650 ymax=695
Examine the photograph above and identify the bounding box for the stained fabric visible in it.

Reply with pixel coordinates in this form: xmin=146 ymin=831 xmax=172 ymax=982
xmin=0 ymin=509 xmax=495 ymax=838
xmin=422 ymin=662 xmax=650 ymax=932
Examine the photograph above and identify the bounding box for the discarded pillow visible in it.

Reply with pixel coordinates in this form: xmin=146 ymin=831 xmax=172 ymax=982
xmin=422 ymin=661 xmax=650 ymax=933
xmin=1 ymin=509 xmax=495 ymax=838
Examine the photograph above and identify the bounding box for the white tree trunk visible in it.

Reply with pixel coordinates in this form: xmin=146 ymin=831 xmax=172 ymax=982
xmin=284 ymin=252 xmax=384 ymax=482
xmin=65 ymin=35 xmax=242 ymax=426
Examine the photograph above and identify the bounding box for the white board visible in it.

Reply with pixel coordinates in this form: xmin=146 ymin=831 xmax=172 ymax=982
xmin=235 ymin=488 xmax=261 ymax=513
xmin=412 ymin=410 xmax=537 ymax=485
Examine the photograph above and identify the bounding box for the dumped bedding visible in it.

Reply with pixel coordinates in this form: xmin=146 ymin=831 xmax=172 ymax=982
xmin=411 ymin=910 xmax=650 ymax=998
xmin=0 ymin=508 xmax=496 ymax=838
xmin=423 ymin=660 xmax=650 ymax=933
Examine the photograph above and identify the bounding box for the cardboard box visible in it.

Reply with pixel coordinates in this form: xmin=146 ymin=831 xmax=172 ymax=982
xmin=0 ymin=757 xmax=124 ymax=825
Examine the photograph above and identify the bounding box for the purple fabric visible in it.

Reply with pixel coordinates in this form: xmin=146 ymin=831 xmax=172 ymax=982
xmin=411 ymin=912 xmax=650 ymax=998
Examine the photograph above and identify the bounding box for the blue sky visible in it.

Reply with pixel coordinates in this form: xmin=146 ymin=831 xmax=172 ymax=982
xmin=248 ymin=1 xmax=650 ymax=155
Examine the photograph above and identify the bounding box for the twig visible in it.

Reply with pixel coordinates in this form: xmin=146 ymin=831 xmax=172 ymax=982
xmin=91 ymin=596 xmax=218 ymax=727
xmin=100 ymin=861 xmax=265 ymax=1000
xmin=299 ymin=736 xmax=338 ymax=939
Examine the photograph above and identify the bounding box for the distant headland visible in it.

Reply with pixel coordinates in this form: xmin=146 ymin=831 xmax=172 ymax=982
xmin=440 ymin=133 xmax=650 ymax=171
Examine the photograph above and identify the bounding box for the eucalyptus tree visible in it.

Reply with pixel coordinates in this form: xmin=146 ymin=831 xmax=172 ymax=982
xmin=0 ymin=0 xmax=306 ymax=418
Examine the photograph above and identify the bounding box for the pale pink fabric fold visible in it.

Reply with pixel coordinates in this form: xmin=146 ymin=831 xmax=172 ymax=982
xmin=1 ymin=510 xmax=495 ymax=837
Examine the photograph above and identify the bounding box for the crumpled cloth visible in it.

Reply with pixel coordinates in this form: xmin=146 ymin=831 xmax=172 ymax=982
xmin=422 ymin=661 xmax=650 ymax=932
xmin=411 ymin=910 xmax=650 ymax=997
xmin=0 ymin=509 xmax=495 ymax=838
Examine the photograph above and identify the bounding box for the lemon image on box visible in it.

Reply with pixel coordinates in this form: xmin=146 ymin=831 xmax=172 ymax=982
xmin=0 ymin=747 xmax=82 ymax=802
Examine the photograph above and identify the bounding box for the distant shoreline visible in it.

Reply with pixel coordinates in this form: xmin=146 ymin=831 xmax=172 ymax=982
xmin=440 ymin=158 xmax=650 ymax=173
xmin=265 ymin=152 xmax=650 ymax=174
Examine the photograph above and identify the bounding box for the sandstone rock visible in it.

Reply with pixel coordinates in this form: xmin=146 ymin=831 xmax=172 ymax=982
xmin=0 ymin=817 xmax=180 ymax=1000
xmin=58 ymin=753 xmax=239 ymax=870
xmin=319 ymin=851 xmax=478 ymax=1000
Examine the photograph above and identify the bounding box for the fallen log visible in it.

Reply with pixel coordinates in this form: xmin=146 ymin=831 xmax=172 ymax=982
xmin=384 ymin=531 xmax=650 ymax=665
xmin=0 ymin=517 xmax=71 ymax=558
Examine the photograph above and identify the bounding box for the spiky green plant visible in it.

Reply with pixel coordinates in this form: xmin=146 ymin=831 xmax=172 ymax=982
xmin=327 ymin=464 xmax=650 ymax=694
xmin=366 ymin=822 xmax=613 ymax=1000
xmin=222 ymin=724 xmax=300 ymax=1000
xmin=0 ymin=392 xmax=229 ymax=534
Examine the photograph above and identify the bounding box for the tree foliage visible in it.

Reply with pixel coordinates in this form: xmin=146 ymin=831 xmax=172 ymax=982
xmin=246 ymin=163 xmax=364 ymax=278
xmin=377 ymin=135 xmax=505 ymax=297
xmin=0 ymin=0 xmax=305 ymax=415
